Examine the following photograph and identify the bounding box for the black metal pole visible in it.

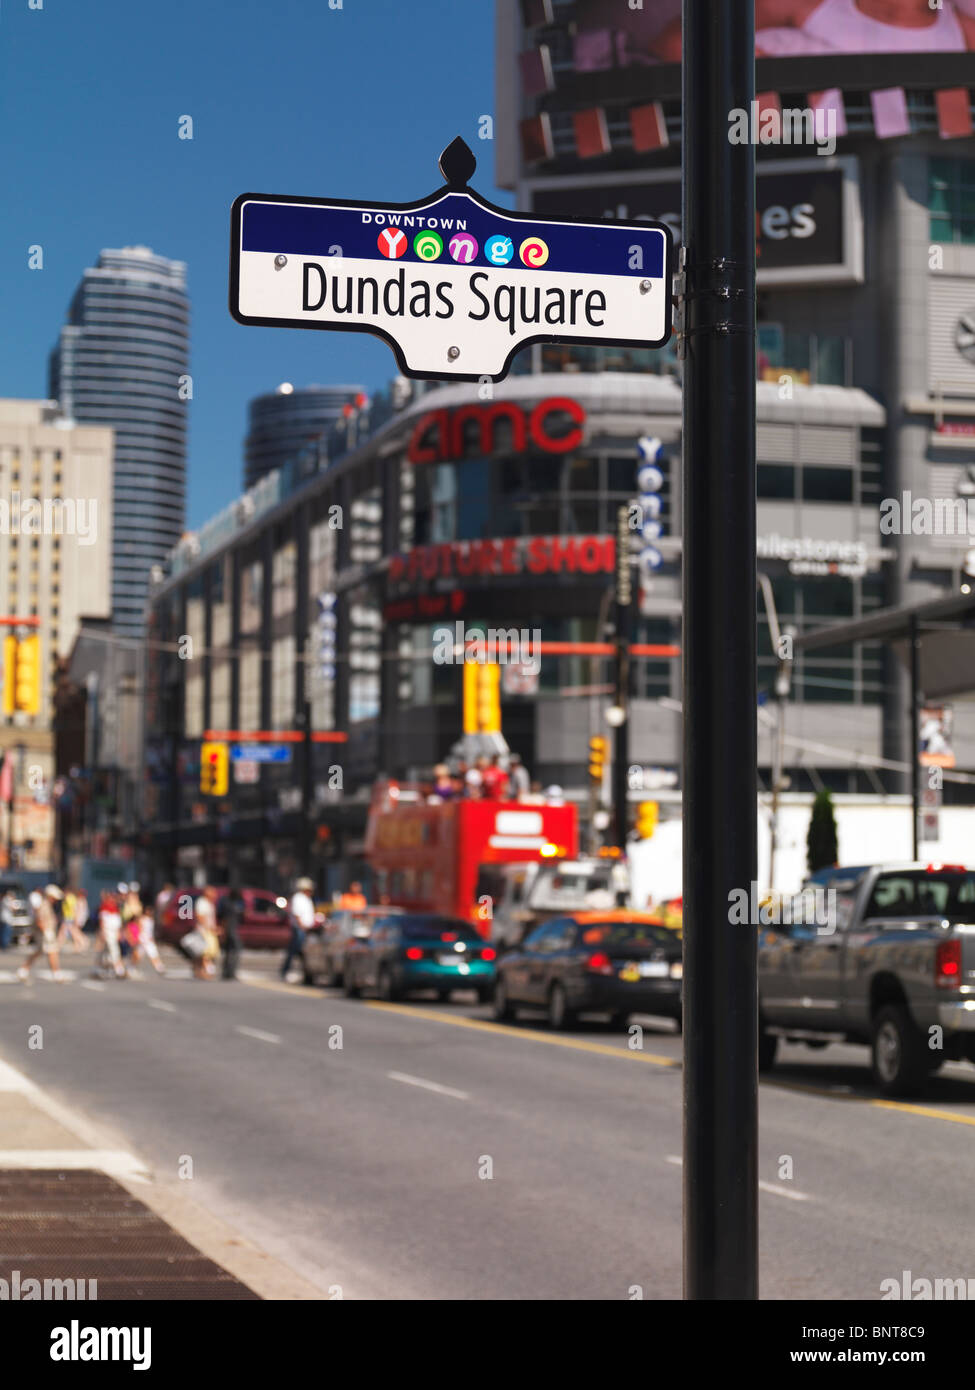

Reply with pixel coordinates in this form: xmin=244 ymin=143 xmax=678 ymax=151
xmin=910 ymin=615 xmax=920 ymax=860
xmin=613 ymin=504 xmax=632 ymax=852
xmin=682 ymin=0 xmax=758 ymax=1299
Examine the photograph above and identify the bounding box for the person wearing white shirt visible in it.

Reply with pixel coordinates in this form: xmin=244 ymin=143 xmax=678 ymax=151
xmin=282 ymin=876 xmax=316 ymax=979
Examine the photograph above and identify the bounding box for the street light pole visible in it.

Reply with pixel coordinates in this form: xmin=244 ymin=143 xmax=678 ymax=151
xmin=681 ymin=0 xmax=759 ymax=1299
xmin=612 ymin=503 xmax=633 ymax=851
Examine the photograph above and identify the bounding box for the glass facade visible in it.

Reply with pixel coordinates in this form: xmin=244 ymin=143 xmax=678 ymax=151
xmin=49 ymin=247 xmax=190 ymax=637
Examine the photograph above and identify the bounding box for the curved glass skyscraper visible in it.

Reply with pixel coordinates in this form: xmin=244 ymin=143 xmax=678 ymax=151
xmin=50 ymin=246 xmax=189 ymax=636
xmin=244 ymin=383 xmax=364 ymax=490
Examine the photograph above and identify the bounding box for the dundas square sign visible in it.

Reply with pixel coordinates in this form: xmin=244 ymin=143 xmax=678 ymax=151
xmin=229 ymin=139 xmax=673 ymax=382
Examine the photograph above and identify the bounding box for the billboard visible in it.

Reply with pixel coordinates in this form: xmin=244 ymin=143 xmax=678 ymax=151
xmin=571 ymin=0 xmax=975 ymax=61
xmin=528 ymin=158 xmax=863 ymax=287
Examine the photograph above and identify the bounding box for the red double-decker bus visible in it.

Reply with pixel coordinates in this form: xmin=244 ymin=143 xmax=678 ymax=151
xmin=365 ymin=781 xmax=578 ymax=935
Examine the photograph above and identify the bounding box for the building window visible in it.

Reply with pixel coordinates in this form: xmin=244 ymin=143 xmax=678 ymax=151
xmin=757 ymin=463 xmax=796 ymax=499
xmin=930 ymin=157 xmax=975 ymax=244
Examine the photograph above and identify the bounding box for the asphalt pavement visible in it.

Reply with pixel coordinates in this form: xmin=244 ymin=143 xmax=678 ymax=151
xmin=1 ymin=944 xmax=974 ymax=1299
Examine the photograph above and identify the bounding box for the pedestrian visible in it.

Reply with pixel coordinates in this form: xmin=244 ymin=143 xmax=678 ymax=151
xmin=58 ymin=886 xmax=87 ymax=952
xmin=138 ymin=907 xmax=165 ymax=975
xmin=481 ymin=754 xmax=508 ymax=800
xmin=465 ymin=757 xmax=487 ymax=798
xmin=95 ymin=892 xmax=125 ymax=979
xmin=189 ymin=886 xmax=220 ymax=980
xmin=218 ymin=883 xmax=245 ymax=981
xmin=75 ymin=889 xmax=91 ymax=938
xmin=282 ymin=876 xmax=315 ymax=980
xmin=154 ymin=880 xmax=174 ymax=932
xmin=120 ymin=884 xmax=143 ymax=964
xmin=509 ymin=752 xmax=531 ymax=800
xmin=0 ymin=886 xmax=16 ymax=951
xmin=338 ymin=880 xmax=367 ymax=910
xmin=18 ymin=885 xmax=64 ymax=983
xmin=431 ymin=764 xmax=455 ymax=800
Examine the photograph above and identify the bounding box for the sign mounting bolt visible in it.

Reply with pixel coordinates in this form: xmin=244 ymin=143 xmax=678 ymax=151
xmin=447 ymin=346 xmax=460 ymax=361
xmin=640 ymin=279 xmax=652 ymax=293
xmin=274 ymin=255 xmax=288 ymax=269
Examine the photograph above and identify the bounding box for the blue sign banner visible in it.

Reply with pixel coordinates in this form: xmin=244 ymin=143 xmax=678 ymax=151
xmin=230 ymin=744 xmax=293 ymax=764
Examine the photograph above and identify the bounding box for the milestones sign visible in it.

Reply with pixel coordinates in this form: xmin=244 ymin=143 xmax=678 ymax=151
xmin=230 ymin=138 xmax=673 ymax=381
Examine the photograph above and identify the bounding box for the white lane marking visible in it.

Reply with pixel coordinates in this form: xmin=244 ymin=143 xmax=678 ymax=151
xmin=0 ymin=1058 xmax=37 ymax=1092
xmin=79 ymin=981 xmax=106 ymax=992
xmin=665 ymin=1155 xmax=811 ymax=1201
xmin=0 ymin=1149 xmax=148 ymax=1180
xmin=147 ymin=998 xmax=177 ymax=1013
xmin=235 ymin=1025 xmax=281 ymax=1045
xmin=387 ymin=1071 xmax=469 ymax=1101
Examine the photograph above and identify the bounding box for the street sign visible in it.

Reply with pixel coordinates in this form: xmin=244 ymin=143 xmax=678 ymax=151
xmin=233 ymin=759 xmax=259 ymax=784
xmin=230 ymin=138 xmax=673 ymax=382
xmin=230 ymin=743 xmax=292 ymax=764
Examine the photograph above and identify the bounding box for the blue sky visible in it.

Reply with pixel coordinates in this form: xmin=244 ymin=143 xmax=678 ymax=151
xmin=1 ymin=0 xmax=507 ymax=527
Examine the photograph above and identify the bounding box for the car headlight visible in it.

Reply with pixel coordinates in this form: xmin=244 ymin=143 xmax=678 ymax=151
xmin=669 ymin=962 xmax=683 ymax=979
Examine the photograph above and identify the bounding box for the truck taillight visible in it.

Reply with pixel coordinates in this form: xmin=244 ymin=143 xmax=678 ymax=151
xmin=586 ymin=952 xmax=613 ymax=975
xmin=936 ymin=939 xmax=962 ymax=988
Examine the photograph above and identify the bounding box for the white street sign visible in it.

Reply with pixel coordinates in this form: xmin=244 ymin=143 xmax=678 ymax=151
xmin=230 ymin=140 xmax=672 ymax=382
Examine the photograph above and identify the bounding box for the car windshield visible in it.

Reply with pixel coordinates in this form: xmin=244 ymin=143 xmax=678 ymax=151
xmin=399 ymin=918 xmax=482 ymax=942
xmin=578 ymin=921 xmax=676 ymax=948
xmin=866 ymin=871 xmax=975 ymax=919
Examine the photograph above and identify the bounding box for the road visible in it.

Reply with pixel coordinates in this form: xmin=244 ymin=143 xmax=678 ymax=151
xmin=2 ymin=947 xmax=975 ymax=1300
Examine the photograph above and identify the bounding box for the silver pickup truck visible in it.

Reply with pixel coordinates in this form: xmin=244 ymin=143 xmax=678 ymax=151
xmin=758 ymin=863 xmax=975 ymax=1096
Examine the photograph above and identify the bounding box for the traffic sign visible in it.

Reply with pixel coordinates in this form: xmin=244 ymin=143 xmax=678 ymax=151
xmin=233 ymin=759 xmax=259 ymax=784
xmin=230 ymin=138 xmax=673 ymax=382
xmin=230 ymin=743 xmax=293 ymax=764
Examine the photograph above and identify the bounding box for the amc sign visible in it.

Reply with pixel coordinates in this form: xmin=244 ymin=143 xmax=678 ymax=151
xmin=407 ymin=396 xmax=585 ymax=464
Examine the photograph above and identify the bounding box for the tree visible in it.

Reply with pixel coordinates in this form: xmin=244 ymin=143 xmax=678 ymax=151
xmin=807 ymin=789 xmax=838 ymax=874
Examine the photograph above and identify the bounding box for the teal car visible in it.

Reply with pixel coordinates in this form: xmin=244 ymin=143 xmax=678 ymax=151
xmin=344 ymin=914 xmax=497 ymax=1003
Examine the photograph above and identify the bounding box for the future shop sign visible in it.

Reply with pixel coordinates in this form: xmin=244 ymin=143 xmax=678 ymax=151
xmin=230 ymin=138 xmax=673 ymax=381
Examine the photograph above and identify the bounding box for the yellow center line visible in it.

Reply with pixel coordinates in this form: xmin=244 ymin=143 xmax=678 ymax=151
xmin=363 ymin=1000 xmax=680 ymax=1066
xmin=243 ymin=976 xmax=326 ymax=999
xmin=768 ymin=1078 xmax=975 ymax=1128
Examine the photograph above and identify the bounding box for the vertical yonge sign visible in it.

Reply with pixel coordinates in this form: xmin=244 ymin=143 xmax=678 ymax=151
xmin=229 ymin=139 xmax=673 ymax=382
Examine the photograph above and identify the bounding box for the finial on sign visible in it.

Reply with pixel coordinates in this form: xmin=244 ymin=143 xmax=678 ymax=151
xmin=439 ymin=137 xmax=476 ymax=189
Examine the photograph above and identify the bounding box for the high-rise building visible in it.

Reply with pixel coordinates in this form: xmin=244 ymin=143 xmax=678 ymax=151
xmin=0 ymin=399 xmax=113 ymax=870
xmin=244 ymin=383 xmax=366 ymax=490
xmin=49 ymin=246 xmax=189 ymax=637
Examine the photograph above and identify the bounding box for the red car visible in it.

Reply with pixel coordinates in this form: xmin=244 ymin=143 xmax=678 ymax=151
xmin=157 ymin=887 xmax=292 ymax=951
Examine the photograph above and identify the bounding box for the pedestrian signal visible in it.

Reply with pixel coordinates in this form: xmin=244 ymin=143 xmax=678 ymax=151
xmin=589 ymin=735 xmax=607 ymax=782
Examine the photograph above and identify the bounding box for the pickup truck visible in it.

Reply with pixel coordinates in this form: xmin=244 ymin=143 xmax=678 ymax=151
xmin=758 ymin=862 xmax=975 ymax=1096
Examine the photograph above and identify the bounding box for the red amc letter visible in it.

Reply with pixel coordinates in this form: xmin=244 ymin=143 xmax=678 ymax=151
xmin=407 ymin=409 xmax=449 ymax=464
xmin=449 ymin=402 xmax=526 ymax=458
xmin=529 ymin=397 xmax=585 ymax=454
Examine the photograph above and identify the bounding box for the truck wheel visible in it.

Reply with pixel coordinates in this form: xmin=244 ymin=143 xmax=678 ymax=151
xmin=758 ymin=1027 xmax=778 ymax=1073
xmin=871 ymin=1005 xmax=929 ymax=1097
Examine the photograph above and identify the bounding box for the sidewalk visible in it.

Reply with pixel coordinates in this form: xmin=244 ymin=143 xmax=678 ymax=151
xmin=0 ymin=1058 xmax=322 ymax=1300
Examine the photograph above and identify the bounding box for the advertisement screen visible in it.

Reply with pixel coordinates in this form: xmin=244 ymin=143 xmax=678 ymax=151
xmin=572 ymin=0 xmax=975 ymax=59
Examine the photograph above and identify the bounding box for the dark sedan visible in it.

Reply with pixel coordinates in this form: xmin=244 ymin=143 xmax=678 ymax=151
xmin=343 ymin=914 xmax=497 ymax=1003
xmin=493 ymin=911 xmax=683 ymax=1030
xmin=301 ymin=905 xmax=403 ymax=987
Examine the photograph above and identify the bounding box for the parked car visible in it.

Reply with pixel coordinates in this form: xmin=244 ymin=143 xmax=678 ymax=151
xmin=157 ymin=887 xmax=291 ymax=951
xmin=758 ymin=862 xmax=975 ymax=1096
xmin=493 ymin=911 xmax=683 ymax=1031
xmin=343 ymin=913 xmax=497 ymax=1003
xmin=302 ymin=905 xmax=403 ymax=986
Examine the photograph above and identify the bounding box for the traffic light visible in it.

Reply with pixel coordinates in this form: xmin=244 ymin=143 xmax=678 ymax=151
xmin=199 ymin=741 xmax=229 ymax=796
xmin=2 ymin=636 xmax=16 ymax=716
xmin=12 ymin=634 xmax=41 ymax=715
xmin=588 ymin=734 xmax=607 ymax=782
xmin=463 ymin=661 xmax=501 ymax=735
xmin=635 ymin=800 xmax=659 ymax=839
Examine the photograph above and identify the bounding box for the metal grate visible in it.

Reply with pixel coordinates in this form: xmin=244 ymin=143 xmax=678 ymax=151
xmin=0 ymin=1170 xmax=260 ymax=1300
